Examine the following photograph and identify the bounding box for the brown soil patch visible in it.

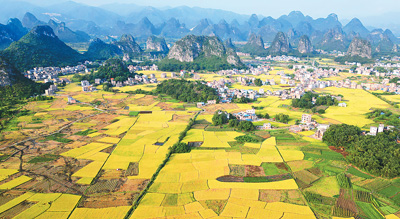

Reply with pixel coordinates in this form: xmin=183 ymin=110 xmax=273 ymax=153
xmin=202 ymin=104 xmax=239 ymax=114
xmin=275 ymin=163 xmax=289 ymax=171
xmin=329 ymin=146 xmax=349 ymax=157
xmin=101 ymin=169 xmax=124 ymax=179
xmin=117 ymin=179 xmax=149 ymax=192
xmin=100 ymin=146 xmax=116 ymax=154
xmin=307 ymin=167 xmax=323 ymax=177
xmin=245 ymin=165 xmax=266 ymax=177
xmin=336 ymin=189 xmax=357 ymax=214
xmin=192 ymin=124 xmax=208 ymax=129
xmin=201 ymin=200 xmax=228 ymax=215
xmin=135 ymin=96 xmax=157 ymax=106
xmin=0 ymin=201 xmax=35 ymax=219
xmin=255 ymin=131 xmax=271 ymax=139
xmin=293 ymin=170 xmax=320 ymax=185
xmin=63 ymin=141 xmax=87 ymax=149
xmin=287 ymin=160 xmax=314 ymax=172
xmin=170 ymin=114 xmax=193 ymax=123
xmin=229 ymin=165 xmax=245 ymax=177
xmin=50 ymin=98 xmax=68 ymax=109
xmin=156 ymin=102 xmax=174 ymax=110
xmin=259 ymin=190 xmax=285 ymax=202
xmin=81 ymin=193 xmax=138 ymax=208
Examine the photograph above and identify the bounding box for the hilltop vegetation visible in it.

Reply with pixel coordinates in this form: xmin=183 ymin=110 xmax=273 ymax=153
xmin=72 ymin=58 xmax=136 ymax=83
xmin=1 ymin=26 xmax=83 ymax=71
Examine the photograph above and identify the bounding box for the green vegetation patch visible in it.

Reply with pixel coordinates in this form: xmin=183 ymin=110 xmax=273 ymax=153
xmin=44 ymin=133 xmax=73 ymax=143
xmin=28 ymin=154 xmax=59 ymax=163
xmin=304 ymin=192 xmax=336 ymax=205
xmin=162 ymin=194 xmax=178 ymax=206
xmin=204 ymin=200 xmax=228 ymax=215
xmin=235 ymin=134 xmax=262 ymax=143
xmin=356 ymin=201 xmax=385 ymax=219
xmin=337 ymin=173 xmax=352 ymax=189
xmin=129 ymin=111 xmax=139 ymax=117
xmin=392 ymin=194 xmax=400 ymax=205
xmin=74 ymin=129 xmax=97 ymax=136
xmin=377 ymin=185 xmax=400 ymax=198
xmin=261 ymin=163 xmax=289 ymax=176
xmin=347 ymin=167 xmax=373 ymax=179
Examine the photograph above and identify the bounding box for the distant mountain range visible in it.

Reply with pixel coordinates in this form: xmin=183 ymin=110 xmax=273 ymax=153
xmin=0 ymin=0 xmax=399 ymax=73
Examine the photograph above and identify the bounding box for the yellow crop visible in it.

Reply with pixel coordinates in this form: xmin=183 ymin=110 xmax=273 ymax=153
xmin=0 ymin=175 xmax=32 ymax=190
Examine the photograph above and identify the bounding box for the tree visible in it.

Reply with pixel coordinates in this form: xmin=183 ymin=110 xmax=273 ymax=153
xmin=237 ymin=121 xmax=255 ymax=132
xmin=254 ymin=78 xmax=263 ymax=86
xmin=322 ymin=124 xmax=360 ymax=147
xmin=212 ymin=111 xmax=229 ymax=126
xmin=171 ymin=142 xmax=191 ymax=153
xmin=63 ymin=157 xmax=78 ymax=182
xmin=228 ymin=119 xmax=239 ymax=127
xmin=103 ymin=84 xmax=111 ymax=92
xmin=274 ymin=113 xmax=290 ymax=124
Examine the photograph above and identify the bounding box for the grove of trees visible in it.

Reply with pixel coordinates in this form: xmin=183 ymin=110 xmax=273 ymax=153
xmin=156 ymin=79 xmax=219 ymax=103
xmin=323 ymin=124 xmax=400 ymax=178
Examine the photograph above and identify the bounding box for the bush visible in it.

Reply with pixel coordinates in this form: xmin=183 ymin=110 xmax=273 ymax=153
xmin=170 ymin=142 xmax=191 ymax=153
xmin=274 ymin=113 xmax=290 ymax=124
xmin=237 ymin=121 xmax=255 ymax=132
xmin=235 ymin=135 xmax=259 ymax=143
xmin=212 ymin=111 xmax=229 ymax=126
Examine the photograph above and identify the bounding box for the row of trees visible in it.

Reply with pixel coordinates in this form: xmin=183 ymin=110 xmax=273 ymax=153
xmin=323 ymin=124 xmax=400 ymax=178
xmin=367 ymin=109 xmax=400 ymax=127
xmin=156 ymin=79 xmax=219 ymax=103
xmin=292 ymin=92 xmax=337 ymax=109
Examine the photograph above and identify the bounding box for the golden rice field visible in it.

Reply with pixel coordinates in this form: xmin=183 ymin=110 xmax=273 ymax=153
xmin=104 ymin=111 xmax=193 ymax=181
xmin=249 ymin=96 xmax=326 ymax=125
xmin=0 ymin=169 xmax=18 ymax=181
xmin=381 ymin=95 xmax=400 ymax=103
xmin=0 ymin=175 xmax=32 ymax=190
xmin=319 ymin=87 xmax=391 ymax=127
xmin=0 ymin=192 xmax=82 ymax=219
xmin=131 ymin=137 xmax=311 ymax=218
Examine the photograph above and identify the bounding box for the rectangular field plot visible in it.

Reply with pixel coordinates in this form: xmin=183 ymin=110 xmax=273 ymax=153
xmin=47 ymin=194 xmax=81 ymax=212
xmin=0 ymin=169 xmax=18 ymax=182
xmin=70 ymin=206 xmax=131 ymax=219
xmin=0 ymin=175 xmax=32 ymax=190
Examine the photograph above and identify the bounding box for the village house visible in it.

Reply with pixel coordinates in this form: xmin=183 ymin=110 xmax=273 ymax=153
xmin=315 ymin=124 xmax=330 ymax=140
xmin=301 ymin=114 xmax=312 ymax=124
xmin=262 ymin=123 xmax=272 ymax=130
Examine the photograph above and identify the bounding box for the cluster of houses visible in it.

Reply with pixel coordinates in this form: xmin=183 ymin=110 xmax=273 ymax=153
xmin=367 ymin=124 xmax=394 ymax=136
xmin=196 ymin=100 xmax=217 ymax=108
xmin=206 ymin=79 xmax=261 ymax=103
xmin=217 ymin=65 xmax=271 ymax=76
xmin=127 ymin=64 xmax=159 ymax=72
xmin=287 ymin=113 xmax=331 ymax=140
xmin=44 ymin=84 xmax=58 ymax=96
xmin=255 ymin=55 xmax=301 ymax=62
xmin=81 ymin=80 xmax=97 ymax=92
xmin=233 ymin=109 xmax=258 ymax=121
xmin=24 ymin=65 xmax=88 ymax=82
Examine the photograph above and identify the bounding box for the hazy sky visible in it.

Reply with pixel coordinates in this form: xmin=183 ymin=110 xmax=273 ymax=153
xmin=58 ymin=0 xmax=399 ymax=19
